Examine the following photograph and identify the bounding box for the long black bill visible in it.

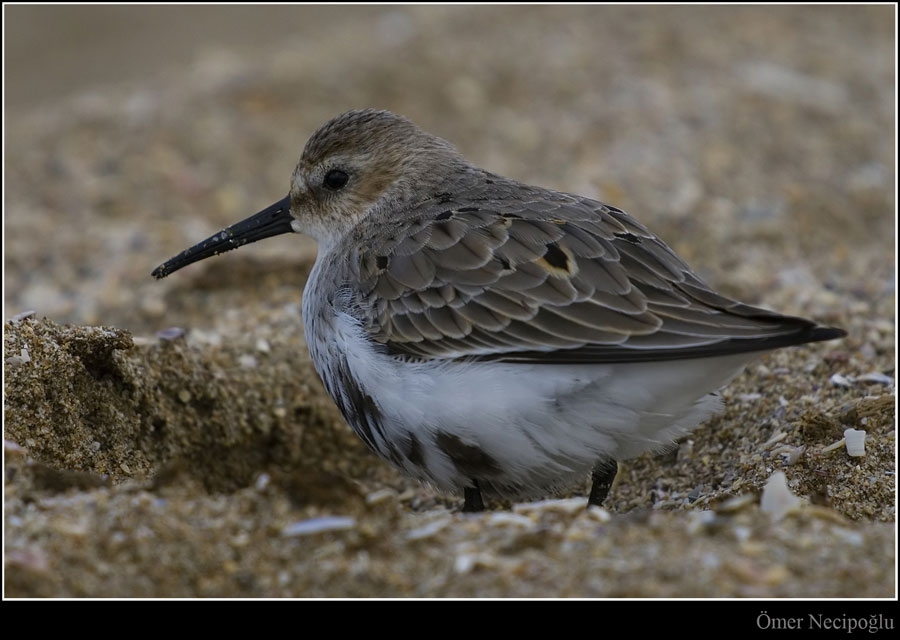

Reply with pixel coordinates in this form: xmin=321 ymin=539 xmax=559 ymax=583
xmin=152 ymin=195 xmax=293 ymax=279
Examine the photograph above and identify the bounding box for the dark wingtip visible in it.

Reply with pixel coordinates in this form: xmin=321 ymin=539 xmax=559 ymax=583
xmin=465 ymin=321 xmax=848 ymax=365
xmin=806 ymin=325 xmax=847 ymax=343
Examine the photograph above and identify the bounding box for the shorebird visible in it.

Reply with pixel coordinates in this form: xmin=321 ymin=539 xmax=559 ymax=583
xmin=153 ymin=109 xmax=845 ymax=511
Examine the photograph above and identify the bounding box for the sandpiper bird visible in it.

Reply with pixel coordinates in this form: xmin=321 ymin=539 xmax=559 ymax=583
xmin=153 ymin=109 xmax=845 ymax=512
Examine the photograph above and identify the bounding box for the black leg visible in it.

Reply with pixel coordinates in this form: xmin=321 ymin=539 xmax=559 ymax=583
xmin=588 ymin=460 xmax=618 ymax=507
xmin=462 ymin=482 xmax=485 ymax=512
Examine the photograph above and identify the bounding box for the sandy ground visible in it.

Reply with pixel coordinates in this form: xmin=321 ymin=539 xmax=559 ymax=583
xmin=3 ymin=5 xmax=896 ymax=599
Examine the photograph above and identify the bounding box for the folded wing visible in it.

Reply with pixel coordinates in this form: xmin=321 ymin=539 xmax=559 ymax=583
xmin=351 ymin=191 xmax=844 ymax=363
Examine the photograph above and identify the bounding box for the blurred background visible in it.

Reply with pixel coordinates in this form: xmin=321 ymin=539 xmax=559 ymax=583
xmin=4 ymin=5 xmax=895 ymax=333
xmin=4 ymin=5 xmax=895 ymax=598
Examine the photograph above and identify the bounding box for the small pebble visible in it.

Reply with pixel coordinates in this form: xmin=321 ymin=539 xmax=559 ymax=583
xmin=365 ymin=488 xmax=397 ymax=506
xmin=9 ymin=310 xmax=36 ymax=323
xmin=856 ymin=372 xmax=893 ymax=386
xmin=829 ymin=373 xmax=852 ymax=387
xmin=281 ymin=516 xmax=356 ymax=537
xmin=760 ymin=471 xmax=803 ymax=521
xmin=844 ymin=428 xmax=866 ymax=457
xmin=513 ymin=497 xmax=587 ymax=515
xmin=406 ymin=517 xmax=451 ymax=541
xmin=156 ymin=327 xmax=185 ymax=341
xmin=485 ymin=512 xmax=535 ymax=528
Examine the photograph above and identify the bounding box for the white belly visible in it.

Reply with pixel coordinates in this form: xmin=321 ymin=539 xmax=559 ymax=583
xmin=306 ymin=306 xmax=759 ymax=499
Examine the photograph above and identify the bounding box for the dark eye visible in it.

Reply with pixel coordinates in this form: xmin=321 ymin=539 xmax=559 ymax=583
xmin=323 ymin=169 xmax=349 ymax=190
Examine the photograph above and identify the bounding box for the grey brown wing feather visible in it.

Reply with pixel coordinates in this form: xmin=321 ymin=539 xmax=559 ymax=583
xmin=351 ymin=191 xmax=844 ymax=363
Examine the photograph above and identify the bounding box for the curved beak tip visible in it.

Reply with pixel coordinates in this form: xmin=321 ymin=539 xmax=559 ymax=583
xmin=151 ymin=195 xmax=293 ymax=279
